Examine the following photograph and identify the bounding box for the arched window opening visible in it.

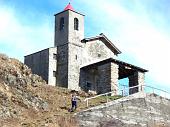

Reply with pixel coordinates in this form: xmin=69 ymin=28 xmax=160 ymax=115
xmin=74 ymin=18 xmax=79 ymax=30
xmin=59 ymin=17 xmax=64 ymax=30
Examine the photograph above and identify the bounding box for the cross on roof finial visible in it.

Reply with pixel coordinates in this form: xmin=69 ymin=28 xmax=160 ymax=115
xmin=69 ymin=0 xmax=73 ymax=4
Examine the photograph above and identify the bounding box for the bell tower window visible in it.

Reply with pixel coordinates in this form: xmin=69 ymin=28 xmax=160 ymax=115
xmin=59 ymin=17 xmax=64 ymax=30
xmin=74 ymin=18 xmax=79 ymax=30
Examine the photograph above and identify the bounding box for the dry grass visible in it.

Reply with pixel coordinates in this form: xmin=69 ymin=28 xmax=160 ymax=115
xmin=0 ymin=53 xmax=124 ymax=126
xmin=87 ymin=95 xmax=122 ymax=107
xmin=0 ymin=79 xmax=121 ymax=126
xmin=20 ymin=84 xmax=122 ymax=126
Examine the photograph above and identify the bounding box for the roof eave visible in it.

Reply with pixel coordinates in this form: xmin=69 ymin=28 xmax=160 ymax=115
xmin=99 ymin=33 xmax=121 ymax=54
xmin=54 ymin=9 xmax=85 ymax=16
xmin=81 ymin=34 xmax=122 ymax=55
xmin=81 ymin=58 xmax=148 ymax=73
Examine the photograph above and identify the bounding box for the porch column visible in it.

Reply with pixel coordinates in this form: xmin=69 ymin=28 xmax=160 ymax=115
xmin=128 ymin=71 xmax=145 ymax=94
xmin=98 ymin=63 xmax=112 ymax=94
xmin=110 ymin=63 xmax=119 ymax=95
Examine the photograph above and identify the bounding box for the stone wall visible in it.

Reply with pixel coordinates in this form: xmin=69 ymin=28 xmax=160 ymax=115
xmin=110 ymin=63 xmax=119 ymax=95
xmin=56 ymin=44 xmax=68 ymax=88
xmin=97 ymin=63 xmax=112 ymax=94
xmin=129 ymin=71 xmax=145 ymax=94
xmin=48 ymin=47 xmax=57 ymax=86
xmin=68 ymin=11 xmax=84 ymax=45
xmin=24 ymin=49 xmax=49 ymax=83
xmin=54 ymin=11 xmax=69 ymax=47
xmin=80 ymin=63 xmax=112 ymax=94
xmin=82 ymin=40 xmax=116 ymax=66
xmin=97 ymin=62 xmax=119 ymax=94
xmin=68 ymin=43 xmax=83 ymax=90
xmin=80 ymin=68 xmax=98 ymax=93
xmin=80 ymin=62 xmax=119 ymax=94
xmin=76 ymin=92 xmax=170 ymax=127
xmin=79 ymin=39 xmax=119 ymax=93
xmin=138 ymin=72 xmax=145 ymax=91
xmin=54 ymin=10 xmax=84 ymax=47
xmin=54 ymin=9 xmax=85 ymax=90
xmin=24 ymin=48 xmax=58 ymax=86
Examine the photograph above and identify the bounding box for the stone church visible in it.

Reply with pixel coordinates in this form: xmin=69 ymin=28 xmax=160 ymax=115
xmin=24 ymin=3 xmax=148 ymax=94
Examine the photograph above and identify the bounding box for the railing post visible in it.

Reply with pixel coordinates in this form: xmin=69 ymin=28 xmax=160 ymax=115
xmin=106 ymin=94 xmax=108 ymax=103
xmin=140 ymin=85 xmax=143 ymax=91
xmin=123 ymin=86 xmax=125 ymax=96
xmin=86 ymin=99 xmax=89 ymax=107
xmin=121 ymin=89 xmax=124 ymax=97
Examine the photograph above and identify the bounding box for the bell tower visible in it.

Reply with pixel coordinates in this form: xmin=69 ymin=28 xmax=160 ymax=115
xmin=54 ymin=3 xmax=85 ymax=90
xmin=54 ymin=3 xmax=84 ymax=46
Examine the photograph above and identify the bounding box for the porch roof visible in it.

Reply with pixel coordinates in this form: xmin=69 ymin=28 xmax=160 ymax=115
xmin=81 ymin=58 xmax=148 ymax=79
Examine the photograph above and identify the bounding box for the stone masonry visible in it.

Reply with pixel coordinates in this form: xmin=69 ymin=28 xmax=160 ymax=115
xmin=110 ymin=63 xmax=119 ymax=95
xmin=97 ymin=63 xmax=112 ymax=94
xmin=24 ymin=3 xmax=148 ymax=95
xmin=129 ymin=71 xmax=145 ymax=94
xmin=24 ymin=47 xmax=57 ymax=86
xmin=76 ymin=92 xmax=170 ymax=127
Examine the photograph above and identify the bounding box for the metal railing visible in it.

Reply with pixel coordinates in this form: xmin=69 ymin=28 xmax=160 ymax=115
xmin=84 ymin=84 xmax=170 ymax=107
xmin=120 ymin=84 xmax=170 ymax=98
xmin=84 ymin=90 xmax=117 ymax=107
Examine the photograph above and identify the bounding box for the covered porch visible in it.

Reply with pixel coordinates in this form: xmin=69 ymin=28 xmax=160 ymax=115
xmin=80 ymin=58 xmax=148 ymax=95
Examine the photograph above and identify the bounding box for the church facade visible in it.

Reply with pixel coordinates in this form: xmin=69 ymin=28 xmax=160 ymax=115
xmin=24 ymin=3 xmax=148 ymax=94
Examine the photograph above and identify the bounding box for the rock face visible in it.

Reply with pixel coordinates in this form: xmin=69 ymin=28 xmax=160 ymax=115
xmin=0 ymin=53 xmax=48 ymax=119
xmin=0 ymin=54 xmax=46 ymax=87
xmin=76 ymin=92 xmax=170 ymax=127
xmin=0 ymin=53 xmax=82 ymax=127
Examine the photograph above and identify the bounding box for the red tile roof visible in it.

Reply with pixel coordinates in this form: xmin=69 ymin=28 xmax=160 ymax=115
xmin=64 ymin=3 xmax=74 ymax=11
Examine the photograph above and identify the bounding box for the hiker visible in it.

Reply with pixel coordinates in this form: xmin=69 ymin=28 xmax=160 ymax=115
xmin=70 ymin=93 xmax=80 ymax=112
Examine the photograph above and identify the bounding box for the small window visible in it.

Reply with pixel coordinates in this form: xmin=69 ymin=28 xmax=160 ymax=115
xmin=75 ymin=55 xmax=77 ymax=60
xmin=59 ymin=17 xmax=64 ymax=30
xmin=53 ymin=54 xmax=57 ymax=60
xmin=74 ymin=18 xmax=79 ymax=30
xmin=87 ymin=82 xmax=91 ymax=88
xmin=53 ymin=71 xmax=56 ymax=77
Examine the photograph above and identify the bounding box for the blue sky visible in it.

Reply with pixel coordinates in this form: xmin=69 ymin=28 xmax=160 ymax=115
xmin=0 ymin=0 xmax=170 ymax=92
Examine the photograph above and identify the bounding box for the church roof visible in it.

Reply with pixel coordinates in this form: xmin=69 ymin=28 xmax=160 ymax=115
xmin=81 ymin=33 xmax=122 ymax=55
xmin=64 ymin=3 xmax=74 ymax=11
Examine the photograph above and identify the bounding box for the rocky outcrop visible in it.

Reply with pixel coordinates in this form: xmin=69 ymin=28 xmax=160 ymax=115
xmin=0 ymin=53 xmax=48 ymax=119
xmin=76 ymin=92 xmax=170 ymax=127
xmin=0 ymin=53 xmax=85 ymax=126
xmin=0 ymin=54 xmax=46 ymax=87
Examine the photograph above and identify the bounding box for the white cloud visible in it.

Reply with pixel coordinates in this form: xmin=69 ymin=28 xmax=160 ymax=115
xmin=0 ymin=7 xmax=53 ymax=61
xmin=77 ymin=0 xmax=170 ymax=89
